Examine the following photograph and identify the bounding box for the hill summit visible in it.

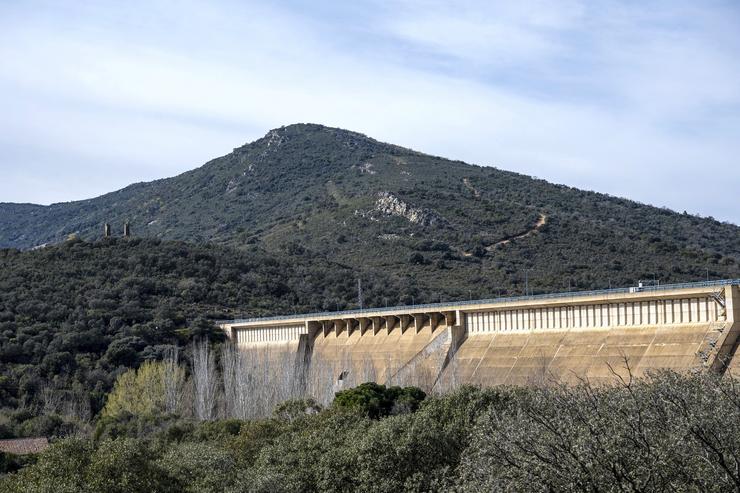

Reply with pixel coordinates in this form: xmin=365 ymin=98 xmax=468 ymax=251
xmin=0 ymin=123 xmax=738 ymax=294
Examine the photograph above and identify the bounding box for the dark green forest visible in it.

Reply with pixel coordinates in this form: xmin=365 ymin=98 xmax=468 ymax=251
xmin=0 ymin=237 xmax=410 ymax=436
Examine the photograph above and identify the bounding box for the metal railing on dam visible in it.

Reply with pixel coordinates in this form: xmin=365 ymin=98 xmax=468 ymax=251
xmin=218 ymin=278 xmax=740 ymax=326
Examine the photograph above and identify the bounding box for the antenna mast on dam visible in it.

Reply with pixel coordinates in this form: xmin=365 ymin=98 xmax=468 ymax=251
xmin=357 ymin=279 xmax=364 ymax=310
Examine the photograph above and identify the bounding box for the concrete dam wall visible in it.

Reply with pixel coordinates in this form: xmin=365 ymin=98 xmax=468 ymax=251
xmin=219 ymin=280 xmax=740 ymax=392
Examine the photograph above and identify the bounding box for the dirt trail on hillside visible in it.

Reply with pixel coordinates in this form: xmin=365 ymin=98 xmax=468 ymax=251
xmin=460 ymin=213 xmax=548 ymax=257
xmin=459 ymin=178 xmax=546 ymax=249
xmin=462 ymin=178 xmax=481 ymax=198
xmin=487 ymin=213 xmax=547 ymax=250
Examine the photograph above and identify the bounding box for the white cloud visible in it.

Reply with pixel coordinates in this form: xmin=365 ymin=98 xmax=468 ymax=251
xmin=0 ymin=0 xmax=738 ymax=223
xmin=383 ymin=0 xmax=585 ymax=66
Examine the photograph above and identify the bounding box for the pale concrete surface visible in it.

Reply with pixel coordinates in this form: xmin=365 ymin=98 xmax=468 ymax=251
xmin=219 ymin=281 xmax=740 ymax=388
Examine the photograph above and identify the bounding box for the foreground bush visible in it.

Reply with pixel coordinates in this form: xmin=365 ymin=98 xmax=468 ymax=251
xmin=457 ymin=372 xmax=740 ymax=492
xmin=332 ymin=382 xmax=426 ymax=418
xmin=2 ymin=374 xmax=740 ymax=492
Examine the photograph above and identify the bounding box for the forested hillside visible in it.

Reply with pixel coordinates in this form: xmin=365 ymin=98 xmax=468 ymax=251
xmin=0 ymin=237 xmax=421 ymax=433
xmin=1 ymin=234 xmax=738 ymax=439
xmin=1 ymin=124 xmax=738 ymax=295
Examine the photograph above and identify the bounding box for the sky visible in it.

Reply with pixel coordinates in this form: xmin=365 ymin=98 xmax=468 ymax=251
xmin=1 ymin=1 xmax=739 ymax=224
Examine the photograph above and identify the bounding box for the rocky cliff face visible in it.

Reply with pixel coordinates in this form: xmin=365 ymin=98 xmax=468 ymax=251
xmin=374 ymin=192 xmax=444 ymax=227
xmin=354 ymin=192 xmax=444 ymax=227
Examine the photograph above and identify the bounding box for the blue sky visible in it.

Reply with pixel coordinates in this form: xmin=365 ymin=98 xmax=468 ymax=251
xmin=1 ymin=0 xmax=739 ymax=223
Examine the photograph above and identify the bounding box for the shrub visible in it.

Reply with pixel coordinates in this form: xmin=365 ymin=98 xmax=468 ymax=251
xmin=157 ymin=441 xmax=234 ymax=493
xmin=456 ymin=373 xmax=740 ymax=492
xmin=273 ymin=398 xmax=322 ymax=422
xmin=227 ymin=419 xmax=287 ymax=468
xmin=333 ymin=382 xmax=426 ymax=418
xmin=85 ymin=438 xmax=175 ymax=493
xmin=0 ymin=438 xmax=92 ymax=493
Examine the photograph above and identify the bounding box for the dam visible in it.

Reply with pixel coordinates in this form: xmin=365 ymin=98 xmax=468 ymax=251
xmin=218 ymin=279 xmax=740 ymax=390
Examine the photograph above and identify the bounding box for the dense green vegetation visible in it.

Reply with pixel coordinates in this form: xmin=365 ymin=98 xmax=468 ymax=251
xmin=2 ymin=373 xmax=739 ymax=492
xmin=1 ymin=231 xmax=737 ymax=436
xmin=333 ymin=382 xmax=426 ymax=418
xmin=1 ymin=124 xmax=737 ymax=296
xmin=0 ymin=228 xmax=737 ymax=439
xmin=0 ymin=237 xmax=418 ymax=436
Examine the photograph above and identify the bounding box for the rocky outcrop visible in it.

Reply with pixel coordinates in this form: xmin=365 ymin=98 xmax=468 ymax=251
xmin=372 ymin=192 xmax=443 ymax=227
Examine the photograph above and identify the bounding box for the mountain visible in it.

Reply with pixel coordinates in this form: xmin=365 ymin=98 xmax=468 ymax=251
xmin=1 ymin=123 xmax=738 ymax=295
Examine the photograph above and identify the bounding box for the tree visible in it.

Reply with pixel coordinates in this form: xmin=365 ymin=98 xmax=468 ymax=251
xmin=104 ymin=337 xmax=146 ymax=367
xmin=162 ymin=347 xmax=186 ymax=415
xmin=102 ymin=361 xmax=184 ymax=418
xmin=192 ymin=340 xmax=218 ymax=421
xmin=333 ymin=382 xmax=426 ymax=419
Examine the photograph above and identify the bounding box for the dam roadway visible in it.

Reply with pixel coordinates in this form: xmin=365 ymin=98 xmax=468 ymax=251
xmin=219 ymin=280 xmax=740 ymax=389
